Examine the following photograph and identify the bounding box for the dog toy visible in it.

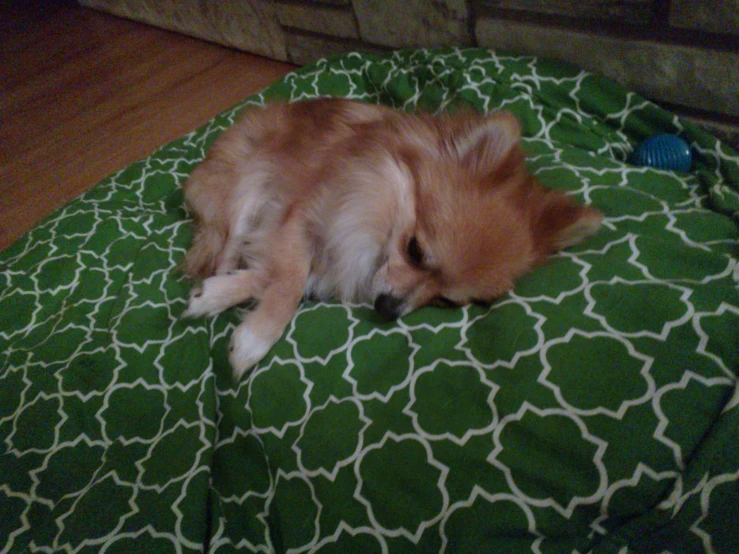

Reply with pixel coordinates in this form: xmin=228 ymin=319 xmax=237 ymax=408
xmin=631 ymin=134 xmax=692 ymax=172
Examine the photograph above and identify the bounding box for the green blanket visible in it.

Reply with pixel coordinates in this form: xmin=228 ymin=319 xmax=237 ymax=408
xmin=2 ymin=48 xmax=738 ymax=553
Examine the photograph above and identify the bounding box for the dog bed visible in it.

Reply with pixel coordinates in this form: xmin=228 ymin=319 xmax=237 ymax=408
xmin=1 ymin=48 xmax=738 ymax=553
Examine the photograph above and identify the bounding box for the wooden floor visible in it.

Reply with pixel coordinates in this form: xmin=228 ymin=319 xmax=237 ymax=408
xmin=0 ymin=0 xmax=296 ymax=252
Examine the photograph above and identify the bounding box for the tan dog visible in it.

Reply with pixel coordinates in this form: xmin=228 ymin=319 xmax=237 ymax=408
xmin=182 ymin=98 xmax=602 ymax=378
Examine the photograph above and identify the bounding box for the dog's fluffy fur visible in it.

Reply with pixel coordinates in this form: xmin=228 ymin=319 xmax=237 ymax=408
xmin=182 ymin=98 xmax=602 ymax=378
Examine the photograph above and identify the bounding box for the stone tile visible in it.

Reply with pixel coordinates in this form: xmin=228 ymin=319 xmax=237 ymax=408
xmin=80 ymin=0 xmax=288 ymax=60
xmin=476 ymin=17 xmax=739 ymax=116
xmin=353 ymin=0 xmax=471 ymax=48
xmin=299 ymin=0 xmax=352 ymax=4
xmin=276 ymin=2 xmax=359 ymax=39
xmin=484 ymin=0 xmax=653 ymax=23
xmin=285 ymin=33 xmax=386 ymax=66
xmin=670 ymin=0 xmax=739 ymax=35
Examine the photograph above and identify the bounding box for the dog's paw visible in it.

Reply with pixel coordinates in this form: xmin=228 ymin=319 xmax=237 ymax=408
xmin=182 ymin=283 xmax=218 ymax=318
xmin=182 ymin=285 xmax=205 ymax=317
xmin=182 ymin=271 xmax=250 ymax=318
xmin=229 ymin=323 xmax=274 ymax=380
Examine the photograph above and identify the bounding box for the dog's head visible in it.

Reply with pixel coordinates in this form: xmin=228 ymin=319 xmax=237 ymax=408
xmin=373 ymin=111 xmax=602 ymax=320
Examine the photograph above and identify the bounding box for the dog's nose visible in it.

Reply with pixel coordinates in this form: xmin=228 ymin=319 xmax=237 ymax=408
xmin=374 ymin=294 xmax=405 ymax=321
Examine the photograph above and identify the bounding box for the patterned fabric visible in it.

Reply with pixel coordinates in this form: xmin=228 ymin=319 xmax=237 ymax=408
xmin=1 ymin=48 xmax=738 ymax=553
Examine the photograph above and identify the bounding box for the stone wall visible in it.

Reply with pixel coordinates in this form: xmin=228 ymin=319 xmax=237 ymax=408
xmin=79 ymin=0 xmax=739 ymax=126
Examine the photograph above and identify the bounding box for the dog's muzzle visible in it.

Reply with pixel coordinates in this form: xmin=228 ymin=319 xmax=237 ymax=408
xmin=374 ymin=293 xmax=405 ymax=321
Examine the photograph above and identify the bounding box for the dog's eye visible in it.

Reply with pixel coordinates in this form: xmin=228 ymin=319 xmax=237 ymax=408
xmin=407 ymin=236 xmax=424 ymax=267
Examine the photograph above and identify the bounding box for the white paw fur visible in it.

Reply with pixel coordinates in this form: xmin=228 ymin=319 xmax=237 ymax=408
xmin=183 ymin=271 xmax=251 ymax=318
xmin=229 ymin=323 xmax=274 ymax=379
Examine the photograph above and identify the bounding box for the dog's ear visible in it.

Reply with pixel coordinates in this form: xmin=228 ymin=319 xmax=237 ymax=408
xmin=453 ymin=111 xmax=523 ymax=178
xmin=552 ymin=204 xmax=603 ymax=250
xmin=536 ymin=193 xmax=603 ymax=252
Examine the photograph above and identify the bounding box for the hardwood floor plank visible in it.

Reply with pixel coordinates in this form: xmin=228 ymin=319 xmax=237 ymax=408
xmin=0 ymin=0 xmax=296 ymax=252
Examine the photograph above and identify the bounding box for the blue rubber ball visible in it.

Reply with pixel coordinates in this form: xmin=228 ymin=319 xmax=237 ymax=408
xmin=631 ymin=134 xmax=692 ymax=172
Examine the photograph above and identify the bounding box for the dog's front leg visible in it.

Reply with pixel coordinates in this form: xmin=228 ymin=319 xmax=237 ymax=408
xmin=229 ymin=213 xmax=311 ymax=379
xmin=184 ymin=269 xmax=268 ymax=318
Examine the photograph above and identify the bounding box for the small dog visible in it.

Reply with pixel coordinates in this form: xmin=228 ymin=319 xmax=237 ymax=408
xmin=182 ymin=98 xmax=602 ymax=378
